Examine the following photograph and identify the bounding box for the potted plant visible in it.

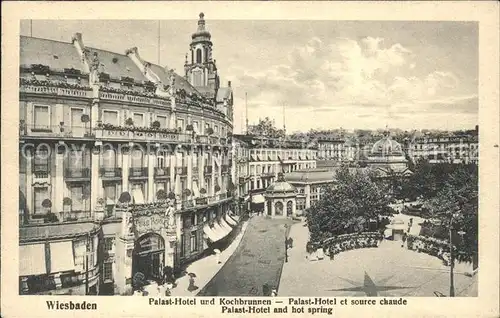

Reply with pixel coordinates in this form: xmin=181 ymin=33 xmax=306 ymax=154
xmin=168 ymin=192 xmax=176 ymax=200
xmin=156 ymin=189 xmax=167 ymax=201
xmin=151 ymin=120 xmax=161 ymax=129
xmin=125 ymin=118 xmax=134 ymax=126
xmin=186 ymin=124 xmax=193 ymax=131
xmin=119 ymin=191 xmax=132 ymax=204
xmin=214 ymin=184 xmax=221 ymax=192
xmin=42 ymin=198 xmax=52 ymax=213
xmin=59 ymin=121 xmax=65 ymax=132
xmin=206 ymin=127 xmax=214 ymax=135
xmin=199 ymin=188 xmax=207 ymax=196
xmin=183 ymin=189 xmax=192 ymax=197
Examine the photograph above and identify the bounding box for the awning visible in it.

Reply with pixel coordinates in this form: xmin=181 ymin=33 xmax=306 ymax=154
xmin=193 ymin=181 xmax=200 ymax=197
xmin=49 ymin=241 xmax=75 ymax=273
xmin=220 ymin=217 xmax=233 ymax=233
xmin=252 ymin=194 xmax=265 ymax=204
xmin=73 ymin=239 xmax=87 ymax=273
xmin=225 ymin=214 xmax=238 ymax=227
xmin=19 ymin=244 xmax=46 ymax=276
xmin=211 ymin=222 xmax=225 ymax=241
xmin=203 ymin=224 xmax=218 ymax=242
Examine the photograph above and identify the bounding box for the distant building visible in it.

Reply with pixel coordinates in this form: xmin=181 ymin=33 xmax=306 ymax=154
xmin=263 ymin=172 xmax=298 ymax=218
xmin=231 ymin=136 xmax=250 ymax=215
xmin=409 ymin=134 xmax=478 ymax=165
xmin=285 ymin=168 xmax=335 ymax=214
xmin=232 ymin=134 xmax=317 ymax=210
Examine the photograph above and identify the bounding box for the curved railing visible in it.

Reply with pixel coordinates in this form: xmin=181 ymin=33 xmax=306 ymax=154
xmin=309 ymin=232 xmax=381 ymax=256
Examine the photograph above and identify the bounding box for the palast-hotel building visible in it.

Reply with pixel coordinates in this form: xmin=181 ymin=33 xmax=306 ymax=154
xmin=18 ymin=13 xmax=241 ymax=295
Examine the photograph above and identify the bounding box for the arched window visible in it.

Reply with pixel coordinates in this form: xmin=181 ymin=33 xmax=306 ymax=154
xmin=275 ymin=201 xmax=284 ymax=216
xmin=131 ymin=148 xmax=143 ymax=168
xmin=287 ymin=200 xmax=293 ymax=216
xmin=196 ymin=48 xmax=202 ymax=63
xmin=135 ymin=233 xmax=165 ymax=255
xmin=102 ymin=148 xmax=116 ymax=169
xmin=204 ymin=47 xmax=209 ymax=62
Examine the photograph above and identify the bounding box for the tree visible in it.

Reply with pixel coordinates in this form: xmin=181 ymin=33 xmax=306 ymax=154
xmin=424 ymin=163 xmax=478 ymax=296
xmin=306 ymin=166 xmax=391 ymax=242
xmin=248 ymin=117 xmax=284 ymax=138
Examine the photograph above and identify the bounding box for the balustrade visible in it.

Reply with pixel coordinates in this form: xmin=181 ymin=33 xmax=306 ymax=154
xmin=129 ymin=167 xmax=148 ymax=178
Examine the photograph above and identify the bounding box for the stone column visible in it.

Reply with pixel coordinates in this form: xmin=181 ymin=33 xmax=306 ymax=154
xmin=147 ymin=150 xmax=155 ymax=202
xmin=169 ymin=150 xmax=176 ymax=191
xmin=91 ymin=99 xmax=100 ymax=129
xmin=270 ymin=199 xmax=275 ymax=217
xmin=121 ymin=147 xmax=130 ymax=192
xmin=90 ymin=145 xmax=102 ymax=215
xmin=210 ymin=151 xmax=215 ymax=196
xmin=187 ymin=149 xmax=193 ymax=191
xmin=305 ymin=184 xmax=311 ymax=209
xmin=25 ymin=148 xmax=33 ymax=216
xmin=54 ymin=144 xmax=65 ymax=214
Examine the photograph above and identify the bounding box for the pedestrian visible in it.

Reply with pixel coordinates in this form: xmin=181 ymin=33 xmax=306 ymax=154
xmin=329 ymin=246 xmax=334 ymax=260
xmin=401 ymin=232 xmax=407 ymax=248
xmin=289 ymin=237 xmax=294 ymax=248
xmin=187 ymin=276 xmax=198 ymax=292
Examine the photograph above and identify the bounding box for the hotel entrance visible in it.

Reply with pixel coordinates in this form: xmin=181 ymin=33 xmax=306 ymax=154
xmin=132 ymin=233 xmax=165 ymax=284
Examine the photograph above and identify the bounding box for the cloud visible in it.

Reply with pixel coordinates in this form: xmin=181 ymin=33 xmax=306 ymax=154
xmin=229 ymin=35 xmax=477 ymax=131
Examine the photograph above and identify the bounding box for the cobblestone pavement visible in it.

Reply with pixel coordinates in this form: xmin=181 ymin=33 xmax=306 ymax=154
xmin=279 ymin=220 xmax=478 ymax=297
xmin=197 ymin=216 xmax=295 ymax=296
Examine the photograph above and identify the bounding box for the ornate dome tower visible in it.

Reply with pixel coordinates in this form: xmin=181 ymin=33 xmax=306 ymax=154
xmin=263 ymin=172 xmax=297 ymax=218
xmin=184 ymin=12 xmax=219 ymax=98
xmin=366 ymin=130 xmax=409 ymax=175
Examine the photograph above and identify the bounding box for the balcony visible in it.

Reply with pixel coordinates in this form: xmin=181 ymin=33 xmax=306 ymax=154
xmin=204 ymin=166 xmax=213 ymax=175
xmin=20 ymin=124 xmax=93 ymax=139
xmin=33 ymin=171 xmax=50 ymax=179
xmin=129 ymin=167 xmax=148 ymax=179
xmin=64 ymin=168 xmax=91 ymax=181
xmin=154 ymin=167 xmax=170 ymax=179
xmin=192 ymin=166 xmax=199 ymax=176
xmin=261 ymin=172 xmax=275 ymax=178
xmin=196 ymin=135 xmax=209 ymax=144
xmin=99 ymin=167 xmax=122 ymax=179
xmin=175 ymin=166 xmax=188 ymax=176
xmin=99 ymin=89 xmax=171 ymax=107
xmin=195 ymin=197 xmax=208 ymax=205
xmin=95 ymin=126 xmax=193 ymax=143
xmin=220 ymin=137 xmax=227 ymax=145
xmin=20 ymin=83 xmax=92 ymax=98
xmin=209 ymin=136 xmax=219 ymax=144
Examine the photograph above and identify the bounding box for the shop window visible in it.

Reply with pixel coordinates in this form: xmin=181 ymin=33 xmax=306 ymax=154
xmin=27 ymin=275 xmax=56 ymax=293
xmin=61 ymin=273 xmax=81 ymax=288
xmin=190 ymin=232 xmax=197 ymax=252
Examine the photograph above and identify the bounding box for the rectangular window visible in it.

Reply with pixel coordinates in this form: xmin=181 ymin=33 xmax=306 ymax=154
xmin=133 ymin=113 xmax=144 ymax=126
xmin=103 ymin=261 xmax=113 ymax=282
xmin=214 ymin=125 xmax=219 ymax=134
xmin=180 ymin=234 xmax=185 ymax=258
xmin=33 ymin=105 xmax=50 ymax=129
xmin=102 ymin=110 xmax=118 ymax=125
xmin=191 ymin=213 xmax=196 ymax=226
xmin=104 ymin=237 xmax=115 ymax=252
xmin=71 ymin=186 xmax=84 ymax=211
xmin=34 ymin=187 xmax=49 ymax=214
xmin=193 ymin=70 xmax=203 ymax=87
xmin=193 ymin=121 xmax=199 ymax=134
xmin=34 ymin=148 xmax=50 ymax=174
xmin=156 ymin=115 xmax=167 ymax=128
xmin=104 ymin=184 xmax=117 ymax=203
xmin=190 ymin=232 xmax=197 ymax=252
xmin=70 ymin=108 xmax=84 ymax=129
xmin=205 ymin=123 xmax=210 ymax=134
xmin=176 ymin=118 xmax=184 ymax=131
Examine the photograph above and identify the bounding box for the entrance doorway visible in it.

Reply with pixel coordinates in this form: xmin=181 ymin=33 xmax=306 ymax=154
xmin=132 ymin=233 xmax=165 ymax=285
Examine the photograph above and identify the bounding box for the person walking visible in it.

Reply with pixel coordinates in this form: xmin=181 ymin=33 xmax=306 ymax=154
xmin=401 ymin=232 xmax=408 ymax=248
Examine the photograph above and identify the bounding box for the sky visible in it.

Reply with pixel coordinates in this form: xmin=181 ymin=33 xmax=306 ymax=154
xmin=21 ymin=18 xmax=478 ymax=134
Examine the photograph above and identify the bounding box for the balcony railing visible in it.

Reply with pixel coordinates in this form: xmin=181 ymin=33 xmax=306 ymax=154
xmin=99 ymin=167 xmax=122 ymax=178
xmin=20 ymin=84 xmax=92 ymax=98
xmin=99 ymin=90 xmax=171 ymax=107
xmin=204 ymin=166 xmax=213 ymax=175
xmin=154 ymin=167 xmax=170 ymax=178
xmin=64 ymin=167 xmax=91 ymax=179
xmin=20 ymin=124 xmax=93 ymax=138
xmin=196 ymin=135 xmax=209 ymax=144
xmin=33 ymin=171 xmax=50 ymax=179
xmin=175 ymin=166 xmax=188 ymax=176
xmin=129 ymin=167 xmax=148 ymax=178
xmin=209 ymin=136 xmax=219 ymax=144
xmin=192 ymin=166 xmax=199 ymax=176
xmin=96 ymin=127 xmax=194 ymax=143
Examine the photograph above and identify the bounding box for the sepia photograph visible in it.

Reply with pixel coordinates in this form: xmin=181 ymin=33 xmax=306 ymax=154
xmin=17 ymin=15 xmax=480 ymax=298
xmin=2 ymin=1 xmax=499 ymax=317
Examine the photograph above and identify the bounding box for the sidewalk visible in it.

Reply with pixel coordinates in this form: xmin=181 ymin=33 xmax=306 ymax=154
xmin=170 ymin=220 xmax=250 ymax=296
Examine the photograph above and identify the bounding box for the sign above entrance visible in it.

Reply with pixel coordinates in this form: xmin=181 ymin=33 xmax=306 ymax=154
xmin=134 ymin=214 xmax=165 ymax=237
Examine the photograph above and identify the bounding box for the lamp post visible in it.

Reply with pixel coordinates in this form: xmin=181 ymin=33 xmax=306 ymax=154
xmin=284 ymin=224 xmax=288 ymax=263
xmin=448 ymin=212 xmax=461 ymax=297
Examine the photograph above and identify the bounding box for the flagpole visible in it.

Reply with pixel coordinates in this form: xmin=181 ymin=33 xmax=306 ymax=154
xmin=245 ymin=92 xmax=249 ymax=134
xmin=30 ymin=20 xmax=33 ymax=37
xmin=158 ymin=21 xmax=161 ymax=65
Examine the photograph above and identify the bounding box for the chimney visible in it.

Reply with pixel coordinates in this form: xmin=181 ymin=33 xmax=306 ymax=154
xmin=228 ymin=81 xmax=231 ymax=87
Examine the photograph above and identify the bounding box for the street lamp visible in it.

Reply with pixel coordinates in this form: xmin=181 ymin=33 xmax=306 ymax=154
xmin=284 ymin=224 xmax=288 ymax=263
xmin=448 ymin=213 xmax=463 ymax=297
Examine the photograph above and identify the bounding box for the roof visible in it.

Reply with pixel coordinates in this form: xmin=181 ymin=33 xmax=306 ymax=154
xmin=216 ymin=87 xmax=232 ymax=102
xmin=20 ymin=222 xmax=100 ymax=242
xmin=370 ymin=135 xmax=404 ymax=156
xmin=148 ymin=63 xmax=199 ymax=95
xmin=20 ymin=36 xmax=84 ymax=72
xmin=266 ymin=172 xmax=296 ymax=193
xmin=285 ymin=169 xmax=335 ymax=184
xmin=88 ymin=47 xmax=148 ymax=82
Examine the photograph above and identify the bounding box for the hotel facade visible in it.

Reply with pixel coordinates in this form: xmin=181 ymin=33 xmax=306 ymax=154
xmin=18 ymin=14 xmax=241 ymax=295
